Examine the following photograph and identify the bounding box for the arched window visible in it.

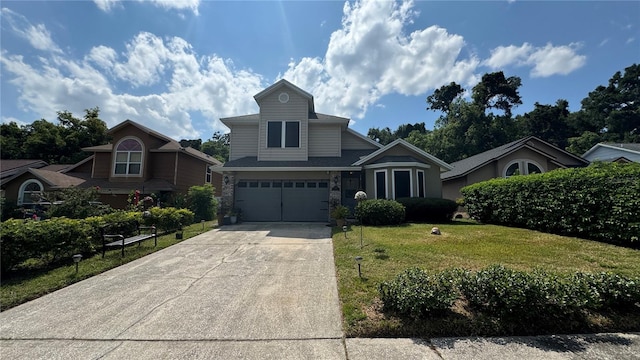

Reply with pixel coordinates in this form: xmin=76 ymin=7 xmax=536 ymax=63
xmin=18 ymin=180 xmax=44 ymax=205
xmin=504 ymin=160 xmax=543 ymax=178
xmin=113 ymin=138 xmax=143 ymax=176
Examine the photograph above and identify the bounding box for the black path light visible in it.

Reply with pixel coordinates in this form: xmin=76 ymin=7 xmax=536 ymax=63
xmin=355 ymin=256 xmax=363 ymax=278
xmin=354 ymin=191 xmax=367 ymax=248
xmin=72 ymin=254 xmax=82 ymax=274
xmin=343 ymin=225 xmax=348 ymax=238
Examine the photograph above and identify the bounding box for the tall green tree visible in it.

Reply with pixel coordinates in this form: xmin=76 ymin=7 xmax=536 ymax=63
xmin=179 ymin=139 xmax=202 ymax=150
xmin=516 ymin=99 xmax=572 ymax=149
xmin=471 ymin=71 xmax=522 ymax=117
xmin=201 ymin=131 xmax=229 ymax=162
xmin=0 ymin=107 xmax=109 ymax=164
xmin=0 ymin=122 xmax=26 ymax=159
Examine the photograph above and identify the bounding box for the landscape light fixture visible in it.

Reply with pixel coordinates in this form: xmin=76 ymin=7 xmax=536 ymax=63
xmin=355 ymin=256 xmax=363 ymax=278
xmin=202 ymin=219 xmax=205 ymax=230
xmin=343 ymin=225 xmax=348 ymax=238
xmin=72 ymin=254 xmax=82 ymax=274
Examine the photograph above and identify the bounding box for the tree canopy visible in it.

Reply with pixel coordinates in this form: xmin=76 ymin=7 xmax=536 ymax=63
xmin=1 ymin=107 xmax=110 ymax=164
xmin=368 ymin=65 xmax=639 ymax=163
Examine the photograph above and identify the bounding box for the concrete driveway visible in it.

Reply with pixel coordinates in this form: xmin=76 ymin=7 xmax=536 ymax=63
xmin=2 ymin=223 xmax=639 ymax=359
xmin=0 ymin=223 xmax=345 ymax=359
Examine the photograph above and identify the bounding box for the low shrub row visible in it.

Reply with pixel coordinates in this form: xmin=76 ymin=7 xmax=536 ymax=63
xmin=0 ymin=207 xmax=194 ymax=274
xmin=396 ymin=197 xmax=458 ymax=223
xmin=355 ymin=199 xmax=405 ymax=225
xmin=461 ymin=162 xmax=640 ymax=247
xmin=1 ymin=217 xmax=94 ymax=274
xmin=379 ymin=265 xmax=640 ymax=319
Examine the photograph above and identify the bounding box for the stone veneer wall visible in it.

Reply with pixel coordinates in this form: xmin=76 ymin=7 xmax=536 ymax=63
xmin=221 ymin=173 xmax=235 ymax=212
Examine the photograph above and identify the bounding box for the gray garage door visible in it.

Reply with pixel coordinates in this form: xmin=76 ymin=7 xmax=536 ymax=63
xmin=235 ymin=180 xmax=329 ymax=222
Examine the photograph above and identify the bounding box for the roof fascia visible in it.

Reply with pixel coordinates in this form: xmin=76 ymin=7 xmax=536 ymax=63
xmin=354 ymin=138 xmax=452 ymax=170
xmin=212 ymin=166 xmax=357 ymax=173
xmin=363 ymin=162 xmax=431 ymax=170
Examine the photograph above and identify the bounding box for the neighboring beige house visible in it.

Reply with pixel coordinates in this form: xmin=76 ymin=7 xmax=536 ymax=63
xmin=441 ymin=136 xmax=589 ymax=201
xmin=582 ymin=143 xmax=640 ymax=163
xmin=214 ymin=79 xmax=452 ymax=222
xmin=2 ymin=120 xmax=222 ymax=210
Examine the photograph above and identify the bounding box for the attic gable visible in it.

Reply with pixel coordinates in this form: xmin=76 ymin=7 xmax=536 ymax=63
xmin=253 ymin=79 xmax=315 ymax=113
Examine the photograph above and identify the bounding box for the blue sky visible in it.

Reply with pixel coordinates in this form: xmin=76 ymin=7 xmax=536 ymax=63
xmin=1 ymin=0 xmax=638 ymax=142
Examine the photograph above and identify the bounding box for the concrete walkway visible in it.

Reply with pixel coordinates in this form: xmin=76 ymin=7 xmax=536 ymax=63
xmin=1 ymin=223 xmax=638 ymax=359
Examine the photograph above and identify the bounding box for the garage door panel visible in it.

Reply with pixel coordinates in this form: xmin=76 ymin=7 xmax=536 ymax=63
xmin=235 ymin=180 xmax=328 ymax=222
xmin=282 ymin=181 xmax=328 ymax=222
xmin=235 ymin=182 xmax=281 ymax=221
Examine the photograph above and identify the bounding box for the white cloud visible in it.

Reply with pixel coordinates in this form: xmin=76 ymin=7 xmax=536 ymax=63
xmin=93 ymin=0 xmax=199 ymax=15
xmin=1 ymin=8 xmax=62 ymax=53
xmin=528 ymin=43 xmax=586 ymax=77
xmin=484 ymin=42 xmax=586 ymax=77
xmin=93 ymin=0 xmax=121 ymax=12
xmin=1 ymin=116 xmax=29 ymax=126
xmin=147 ymin=0 xmax=200 ymax=15
xmin=282 ymin=0 xmax=479 ymax=119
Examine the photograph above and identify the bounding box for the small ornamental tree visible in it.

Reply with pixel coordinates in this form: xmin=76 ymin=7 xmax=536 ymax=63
xmin=188 ymin=184 xmax=217 ymax=222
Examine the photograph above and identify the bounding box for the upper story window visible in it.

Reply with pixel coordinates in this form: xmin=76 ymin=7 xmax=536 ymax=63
xmin=504 ymin=160 xmax=543 ymax=178
xmin=18 ymin=179 xmax=44 ymax=205
xmin=114 ymin=138 xmax=143 ymax=176
xmin=267 ymin=121 xmax=299 ymax=148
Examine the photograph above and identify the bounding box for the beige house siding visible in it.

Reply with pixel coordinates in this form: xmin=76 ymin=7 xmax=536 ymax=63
xmin=308 ymin=123 xmax=341 ymax=157
xmin=423 ymin=167 xmax=443 ymax=198
xmin=496 ymin=148 xmax=550 ymax=176
xmin=442 ymin=177 xmax=467 ymax=201
xmin=229 ymin=125 xmax=259 ymax=161
xmin=257 ymin=91 xmax=309 ymax=161
xmin=342 ymin=132 xmax=378 ymax=150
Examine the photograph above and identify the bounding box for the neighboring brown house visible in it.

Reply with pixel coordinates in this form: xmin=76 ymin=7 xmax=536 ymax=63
xmin=441 ymin=136 xmax=589 ymax=201
xmin=1 ymin=120 xmax=222 ymax=210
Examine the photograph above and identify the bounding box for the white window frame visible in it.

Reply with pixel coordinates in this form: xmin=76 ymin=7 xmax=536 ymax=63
xmin=417 ymin=169 xmax=425 ymax=198
xmin=113 ymin=137 xmax=144 ymax=177
xmin=266 ymin=121 xmax=300 ymax=148
xmin=18 ymin=179 xmax=44 ymax=205
xmin=374 ymin=169 xmax=388 ymax=199
xmin=503 ymin=159 xmax=544 ymax=178
xmin=205 ymin=166 xmax=212 ymax=183
xmin=392 ymin=169 xmax=413 ymax=200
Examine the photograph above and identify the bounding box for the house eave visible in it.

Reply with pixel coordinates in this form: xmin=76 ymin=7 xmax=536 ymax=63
xmin=362 ymin=162 xmax=432 ymax=170
xmin=212 ymin=166 xmax=358 ymax=173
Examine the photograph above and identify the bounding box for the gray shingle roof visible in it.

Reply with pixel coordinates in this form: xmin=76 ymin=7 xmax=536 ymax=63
xmin=440 ymin=136 xmax=589 ymax=180
xmin=222 ymin=150 xmax=373 ymax=169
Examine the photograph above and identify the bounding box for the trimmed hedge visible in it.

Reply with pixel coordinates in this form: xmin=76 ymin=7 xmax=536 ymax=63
xmin=380 ymin=265 xmax=640 ymax=319
xmin=396 ymin=197 xmax=458 ymax=223
xmin=461 ymin=162 xmax=640 ymax=247
xmin=355 ymin=199 xmax=405 ymax=225
xmin=1 ymin=207 xmax=195 ymax=274
xmin=1 ymin=218 xmax=94 ymax=273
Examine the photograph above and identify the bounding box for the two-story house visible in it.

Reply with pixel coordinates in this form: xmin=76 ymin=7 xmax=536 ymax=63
xmin=215 ymin=80 xmax=452 ymax=222
xmin=2 ymin=120 xmax=222 ymax=211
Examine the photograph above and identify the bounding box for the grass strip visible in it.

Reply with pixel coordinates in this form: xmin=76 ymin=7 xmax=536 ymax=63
xmin=333 ymin=221 xmax=640 ymax=337
xmin=1 ymin=221 xmax=217 ymax=311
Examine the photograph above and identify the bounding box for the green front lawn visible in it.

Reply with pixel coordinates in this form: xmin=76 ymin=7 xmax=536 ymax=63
xmin=333 ymin=221 xmax=640 ymax=337
xmin=1 ymin=221 xmax=217 ymax=311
